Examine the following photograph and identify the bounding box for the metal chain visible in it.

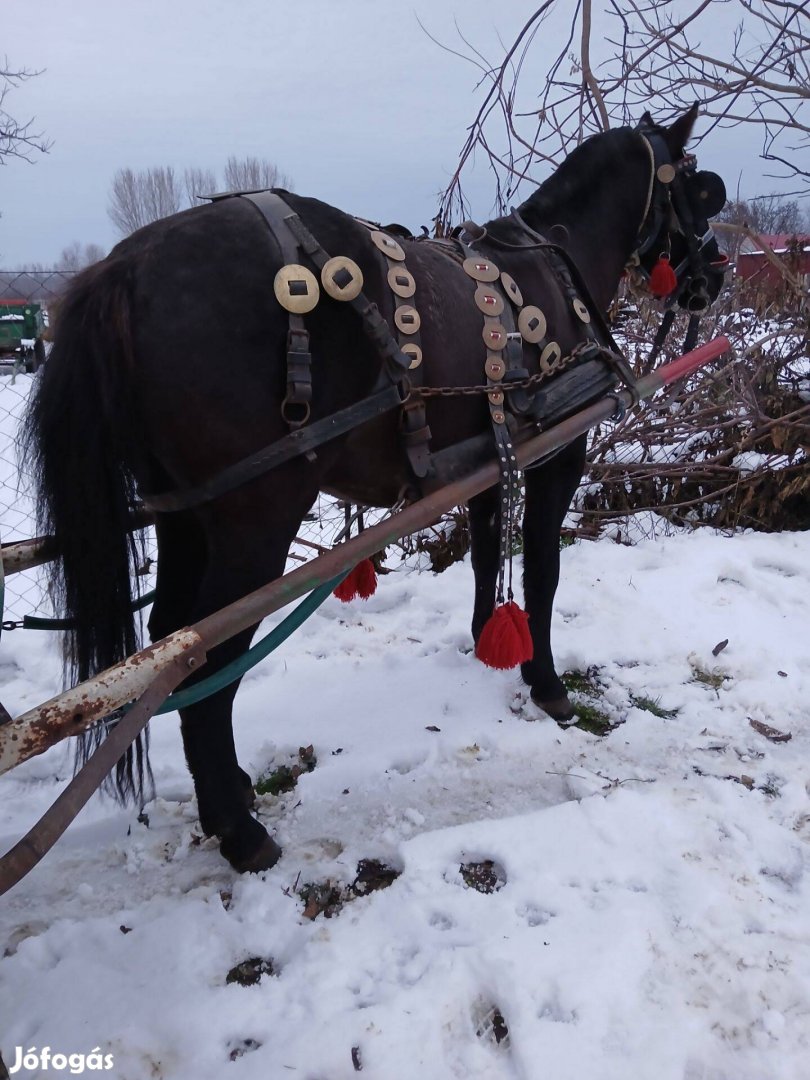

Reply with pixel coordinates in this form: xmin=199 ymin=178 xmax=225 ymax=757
xmin=413 ymin=341 xmax=605 ymax=399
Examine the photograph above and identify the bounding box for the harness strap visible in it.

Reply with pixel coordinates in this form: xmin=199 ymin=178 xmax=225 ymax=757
xmin=246 ymin=191 xmax=413 ymax=380
xmin=355 ymin=221 xmax=433 ymax=480
xmin=242 ymin=193 xmax=314 ymax=429
xmin=454 ymin=241 xmax=522 ymax=603
xmin=141 ymin=382 xmax=406 ymax=513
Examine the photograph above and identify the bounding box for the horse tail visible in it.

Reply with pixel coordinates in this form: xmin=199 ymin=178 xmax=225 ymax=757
xmin=20 ymin=255 xmax=151 ymax=802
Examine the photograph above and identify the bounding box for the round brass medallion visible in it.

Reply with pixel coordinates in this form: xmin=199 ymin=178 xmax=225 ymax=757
xmin=273 ymin=264 xmax=320 ymax=314
xmin=462 ymin=257 xmax=500 ymax=282
xmin=394 ymin=305 xmax=421 ymax=334
xmin=474 ymin=284 xmax=505 ymax=316
xmin=656 ymin=163 xmax=676 ymax=184
xmin=500 ymin=272 xmax=524 ymax=307
xmin=482 ymin=323 xmax=508 ymax=351
xmin=387 ymin=266 xmax=416 ymax=298
xmin=518 ymin=305 xmax=547 ymax=343
xmin=539 ymin=341 xmax=561 ymax=370
xmin=321 ymin=256 xmax=364 ymax=301
xmin=401 ymin=343 xmax=423 ymax=369
xmin=572 ymin=298 xmax=591 ymax=324
xmin=370 ymin=230 xmax=406 ymax=261
xmin=485 ymin=356 xmax=505 ymax=381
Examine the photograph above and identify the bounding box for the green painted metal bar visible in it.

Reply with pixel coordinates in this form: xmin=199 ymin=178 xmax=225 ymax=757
xmin=154 ymin=575 xmax=344 ymax=713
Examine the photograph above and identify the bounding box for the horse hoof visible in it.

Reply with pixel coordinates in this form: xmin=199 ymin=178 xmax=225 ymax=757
xmin=530 ymin=690 xmax=576 ymax=725
xmin=221 ymin=825 xmax=282 ymax=874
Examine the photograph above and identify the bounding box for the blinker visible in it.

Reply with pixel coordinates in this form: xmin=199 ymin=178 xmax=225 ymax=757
xmin=693 ymin=171 xmax=726 ymax=218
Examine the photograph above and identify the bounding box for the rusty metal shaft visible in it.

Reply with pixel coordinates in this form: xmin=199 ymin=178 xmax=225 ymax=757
xmin=195 ymin=336 xmax=731 ymax=649
xmin=0 ymin=336 xmax=730 ymax=777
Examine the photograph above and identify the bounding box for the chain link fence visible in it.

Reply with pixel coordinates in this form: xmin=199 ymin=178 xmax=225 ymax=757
xmin=1 ymin=272 xmax=80 ymax=623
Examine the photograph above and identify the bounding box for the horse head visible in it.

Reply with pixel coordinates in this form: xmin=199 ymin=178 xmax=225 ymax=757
xmin=632 ymin=105 xmax=728 ymax=311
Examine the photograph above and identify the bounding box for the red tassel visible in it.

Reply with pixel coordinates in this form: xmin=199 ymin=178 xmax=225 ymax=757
xmin=333 ymin=559 xmax=378 ymax=603
xmin=649 ymin=254 xmax=678 ymax=298
xmin=475 ymin=601 xmax=534 ymax=670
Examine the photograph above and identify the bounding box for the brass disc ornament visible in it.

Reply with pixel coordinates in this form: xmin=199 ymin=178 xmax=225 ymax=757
xmin=572 ymin=298 xmax=591 ymax=324
xmin=321 ymin=256 xmax=364 ymax=301
xmin=500 ymin=272 xmax=524 ymax=307
xmin=462 ymin=257 xmax=500 ymax=282
xmin=518 ymin=306 xmax=547 ymax=343
xmin=474 ymin=284 xmax=505 ymax=316
xmin=482 ymin=323 xmax=508 ymax=351
xmin=394 ymin=305 xmax=421 ymax=334
xmin=274 ymin=264 xmax=320 ymax=314
xmin=370 ymin=230 xmax=406 ymax=261
xmin=387 ymin=266 xmax=416 ymax=298
xmin=540 ymin=341 xmax=561 ymax=370
xmin=485 ymin=356 xmax=506 ymax=381
xmin=401 ymin=343 xmax=423 ymax=369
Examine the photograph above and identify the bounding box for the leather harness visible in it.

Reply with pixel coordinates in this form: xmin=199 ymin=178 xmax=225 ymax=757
xmin=141 ymin=192 xmax=638 ymax=516
xmin=142 ymin=121 xmax=724 ymax=518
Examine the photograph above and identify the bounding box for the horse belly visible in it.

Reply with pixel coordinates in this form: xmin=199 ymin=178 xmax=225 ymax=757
xmin=321 ymin=413 xmax=410 ymax=507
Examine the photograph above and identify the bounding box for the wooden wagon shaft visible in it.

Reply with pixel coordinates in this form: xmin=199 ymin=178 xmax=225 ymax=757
xmin=0 ymin=336 xmax=730 ymax=777
xmin=1 ymin=508 xmax=154 ymax=576
xmin=1 ymin=533 xmax=59 ymax=575
xmin=0 ymin=639 xmax=206 ymax=893
xmin=0 ymin=631 xmax=204 ymax=776
xmin=3 ymin=521 xmax=319 ymax=577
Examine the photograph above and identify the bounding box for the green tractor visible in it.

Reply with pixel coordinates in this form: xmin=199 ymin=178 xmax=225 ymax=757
xmin=0 ymin=298 xmax=47 ymax=373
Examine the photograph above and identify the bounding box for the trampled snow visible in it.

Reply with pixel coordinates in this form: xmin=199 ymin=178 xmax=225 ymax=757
xmin=1 ymin=379 xmax=809 ymax=1079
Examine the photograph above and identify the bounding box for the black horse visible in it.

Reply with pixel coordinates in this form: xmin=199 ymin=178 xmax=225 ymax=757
xmin=23 ymin=106 xmax=726 ymax=873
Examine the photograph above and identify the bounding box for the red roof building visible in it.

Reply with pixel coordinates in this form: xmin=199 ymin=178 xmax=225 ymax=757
xmin=736 ymin=233 xmax=810 ymax=291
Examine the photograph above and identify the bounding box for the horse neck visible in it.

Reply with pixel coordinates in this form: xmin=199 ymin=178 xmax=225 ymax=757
xmin=517 ymin=140 xmax=651 ymax=310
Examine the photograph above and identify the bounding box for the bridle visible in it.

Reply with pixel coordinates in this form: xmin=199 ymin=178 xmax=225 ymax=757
xmin=630 ymin=125 xmax=729 ymax=360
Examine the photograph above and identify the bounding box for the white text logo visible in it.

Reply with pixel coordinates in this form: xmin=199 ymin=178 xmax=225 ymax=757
xmin=8 ymin=1047 xmax=114 ymax=1074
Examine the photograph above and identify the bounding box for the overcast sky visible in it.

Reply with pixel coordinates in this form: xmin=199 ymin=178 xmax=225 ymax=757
xmin=0 ymin=0 xmax=786 ymax=267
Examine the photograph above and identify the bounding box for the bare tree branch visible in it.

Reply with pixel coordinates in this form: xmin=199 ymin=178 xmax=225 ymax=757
xmin=0 ymin=59 xmax=51 ymax=164
xmin=427 ymin=0 xmax=809 ymax=233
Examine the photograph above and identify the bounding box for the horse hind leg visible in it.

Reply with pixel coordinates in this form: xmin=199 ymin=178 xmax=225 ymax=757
xmin=177 ymin=485 xmax=319 ymax=873
xmin=180 ymin=626 xmax=281 ymax=872
xmin=148 ymin=508 xmax=257 ymax=815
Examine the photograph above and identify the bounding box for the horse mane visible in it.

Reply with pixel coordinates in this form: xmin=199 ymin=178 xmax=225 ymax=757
xmin=517 ymin=126 xmax=643 ymax=224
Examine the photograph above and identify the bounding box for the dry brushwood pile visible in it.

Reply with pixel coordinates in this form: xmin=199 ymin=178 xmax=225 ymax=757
xmin=581 ymin=293 xmax=809 ymax=537
xmin=397 ymin=288 xmax=809 ymax=572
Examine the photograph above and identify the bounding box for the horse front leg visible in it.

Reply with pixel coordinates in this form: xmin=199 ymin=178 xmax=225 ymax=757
xmin=520 ymin=434 xmax=587 ymax=723
xmin=468 ymin=486 xmax=501 ymax=644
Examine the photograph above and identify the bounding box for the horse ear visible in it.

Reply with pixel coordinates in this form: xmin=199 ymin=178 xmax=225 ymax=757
xmin=664 ymin=104 xmax=699 ymax=157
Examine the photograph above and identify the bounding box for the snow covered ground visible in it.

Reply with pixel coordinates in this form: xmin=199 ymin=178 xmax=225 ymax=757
xmin=1 ymin=376 xmax=809 ymax=1079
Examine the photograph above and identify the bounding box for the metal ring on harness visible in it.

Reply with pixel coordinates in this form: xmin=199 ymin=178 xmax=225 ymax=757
xmin=281 ymin=396 xmax=311 ymax=428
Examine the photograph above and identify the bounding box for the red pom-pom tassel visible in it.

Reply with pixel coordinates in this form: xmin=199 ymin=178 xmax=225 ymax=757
xmin=333 ymin=559 xmax=378 ymax=603
xmin=649 ymin=254 xmax=678 ymax=298
xmin=474 ymin=601 xmax=534 ymax=670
